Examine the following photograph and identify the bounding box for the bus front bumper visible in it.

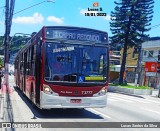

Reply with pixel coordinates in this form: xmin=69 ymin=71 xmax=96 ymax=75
xmin=40 ymin=92 xmax=107 ymax=109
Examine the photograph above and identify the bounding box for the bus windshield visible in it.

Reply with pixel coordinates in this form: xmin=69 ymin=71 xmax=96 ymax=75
xmin=44 ymin=42 xmax=108 ymax=83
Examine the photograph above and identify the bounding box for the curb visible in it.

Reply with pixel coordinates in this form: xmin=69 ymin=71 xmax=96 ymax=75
xmin=108 ymin=86 xmax=152 ymax=96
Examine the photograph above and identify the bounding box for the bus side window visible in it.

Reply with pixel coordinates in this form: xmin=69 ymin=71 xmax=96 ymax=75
xmin=20 ymin=53 xmax=24 ymax=74
xmin=31 ymin=45 xmax=35 ymax=76
xmin=26 ymin=49 xmax=30 ymax=75
xmin=29 ymin=45 xmax=34 ymax=75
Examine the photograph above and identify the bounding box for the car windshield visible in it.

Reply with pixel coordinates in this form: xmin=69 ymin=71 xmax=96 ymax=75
xmin=44 ymin=42 xmax=108 ymax=83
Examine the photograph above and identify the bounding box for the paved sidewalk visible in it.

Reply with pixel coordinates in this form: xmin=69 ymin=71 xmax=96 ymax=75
xmin=0 ymin=84 xmax=5 ymax=122
xmin=0 ymin=75 xmax=15 ymax=123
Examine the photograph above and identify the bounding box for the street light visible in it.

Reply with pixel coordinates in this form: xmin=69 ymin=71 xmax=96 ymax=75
xmin=13 ymin=0 xmax=55 ymax=15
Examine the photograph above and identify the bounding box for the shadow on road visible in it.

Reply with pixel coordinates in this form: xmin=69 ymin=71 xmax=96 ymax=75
xmin=14 ymin=86 xmax=105 ymax=120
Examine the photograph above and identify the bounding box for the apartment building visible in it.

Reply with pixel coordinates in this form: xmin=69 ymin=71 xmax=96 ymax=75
xmin=140 ymin=39 xmax=160 ymax=88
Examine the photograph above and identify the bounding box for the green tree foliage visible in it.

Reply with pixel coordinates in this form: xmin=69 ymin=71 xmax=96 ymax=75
xmin=0 ymin=58 xmax=3 ymax=66
xmin=0 ymin=35 xmax=30 ymax=57
xmin=0 ymin=36 xmax=4 ymax=55
xmin=110 ymin=0 xmax=154 ymax=84
xmin=0 ymin=36 xmax=3 ymax=46
xmin=10 ymin=35 xmax=30 ymax=53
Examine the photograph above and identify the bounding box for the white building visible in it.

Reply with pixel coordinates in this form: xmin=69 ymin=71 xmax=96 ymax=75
xmin=140 ymin=40 xmax=160 ymax=88
xmin=142 ymin=40 xmax=160 ymax=62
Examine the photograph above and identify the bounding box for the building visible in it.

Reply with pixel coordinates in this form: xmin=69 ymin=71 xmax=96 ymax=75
xmin=120 ymin=47 xmax=138 ymax=83
xmin=109 ymin=47 xmax=139 ymax=83
xmin=140 ymin=39 xmax=160 ymax=88
xmin=109 ymin=51 xmax=121 ymax=82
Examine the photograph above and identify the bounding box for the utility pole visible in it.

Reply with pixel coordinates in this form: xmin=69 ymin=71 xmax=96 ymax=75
xmin=4 ymin=0 xmax=10 ymax=88
xmin=134 ymin=44 xmax=142 ymax=86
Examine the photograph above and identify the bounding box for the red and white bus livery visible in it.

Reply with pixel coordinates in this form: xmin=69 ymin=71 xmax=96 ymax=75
xmin=14 ymin=26 xmax=109 ymax=109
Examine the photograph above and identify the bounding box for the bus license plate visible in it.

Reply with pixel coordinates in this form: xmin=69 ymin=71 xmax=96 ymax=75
xmin=70 ymin=99 xmax=81 ymax=103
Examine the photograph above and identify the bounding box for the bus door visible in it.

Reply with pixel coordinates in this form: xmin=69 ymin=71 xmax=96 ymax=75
xmin=35 ymin=41 xmax=41 ymax=104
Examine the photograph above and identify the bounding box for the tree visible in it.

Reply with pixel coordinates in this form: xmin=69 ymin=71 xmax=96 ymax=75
xmin=9 ymin=35 xmax=30 ymax=54
xmin=110 ymin=0 xmax=154 ymax=84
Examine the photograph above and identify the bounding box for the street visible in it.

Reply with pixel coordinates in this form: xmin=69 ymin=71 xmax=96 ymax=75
xmin=0 ymin=75 xmax=160 ymax=131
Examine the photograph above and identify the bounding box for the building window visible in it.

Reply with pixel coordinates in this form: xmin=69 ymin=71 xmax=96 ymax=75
xmin=148 ymin=51 xmax=153 ymax=57
xmin=144 ymin=51 xmax=147 ymax=56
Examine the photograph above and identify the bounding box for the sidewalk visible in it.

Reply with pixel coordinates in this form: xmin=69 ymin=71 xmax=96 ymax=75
xmin=0 ymin=76 xmax=15 ymax=123
xmin=0 ymin=84 xmax=6 ymax=122
xmin=0 ymin=76 xmax=14 ymax=94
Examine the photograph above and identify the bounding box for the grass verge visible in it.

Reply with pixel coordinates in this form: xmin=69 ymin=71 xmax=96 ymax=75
xmin=109 ymin=83 xmax=150 ymax=90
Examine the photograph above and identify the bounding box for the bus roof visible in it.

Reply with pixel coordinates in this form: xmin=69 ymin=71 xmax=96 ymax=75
xmin=43 ymin=26 xmax=108 ymax=34
xmin=15 ymin=26 xmax=108 ymax=59
xmin=42 ymin=26 xmax=108 ymax=43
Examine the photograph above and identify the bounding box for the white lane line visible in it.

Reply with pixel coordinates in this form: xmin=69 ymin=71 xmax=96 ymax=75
xmin=109 ymin=94 xmax=150 ymax=103
xmin=145 ymin=99 xmax=160 ymax=104
xmin=110 ymin=93 xmax=160 ymax=104
xmin=108 ymin=99 xmax=117 ymax=101
xmin=88 ymin=108 xmax=111 ymax=119
xmin=141 ymin=108 xmax=160 ymax=114
xmin=118 ymin=96 xmax=149 ymax=103
xmin=109 ymin=97 xmax=134 ymax=103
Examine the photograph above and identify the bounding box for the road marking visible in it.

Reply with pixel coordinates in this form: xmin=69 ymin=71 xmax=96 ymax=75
xmin=109 ymin=97 xmax=134 ymax=103
xmin=109 ymin=94 xmax=150 ymax=103
xmin=141 ymin=108 xmax=160 ymax=114
xmin=88 ymin=108 xmax=111 ymax=119
xmin=118 ymin=96 xmax=149 ymax=103
xmin=108 ymin=99 xmax=117 ymax=101
xmin=145 ymin=99 xmax=160 ymax=104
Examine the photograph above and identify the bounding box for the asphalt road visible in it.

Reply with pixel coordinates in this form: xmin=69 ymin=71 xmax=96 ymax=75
xmin=0 ymin=75 xmax=160 ymax=131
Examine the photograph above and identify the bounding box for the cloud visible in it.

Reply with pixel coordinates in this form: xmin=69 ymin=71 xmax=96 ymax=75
xmin=12 ymin=12 xmax=44 ymax=24
xmin=47 ymin=16 xmax=64 ymax=24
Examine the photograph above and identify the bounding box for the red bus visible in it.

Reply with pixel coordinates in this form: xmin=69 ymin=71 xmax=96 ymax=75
xmin=14 ymin=26 xmax=109 ymax=109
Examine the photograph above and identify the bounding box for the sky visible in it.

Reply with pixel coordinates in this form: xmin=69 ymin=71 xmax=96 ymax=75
xmin=0 ymin=0 xmax=160 ymax=37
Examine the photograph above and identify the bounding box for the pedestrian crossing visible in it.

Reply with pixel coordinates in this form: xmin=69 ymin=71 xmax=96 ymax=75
xmin=108 ymin=93 xmax=160 ymax=104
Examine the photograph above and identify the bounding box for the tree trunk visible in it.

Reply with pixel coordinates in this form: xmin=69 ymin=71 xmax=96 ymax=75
xmin=119 ymin=39 xmax=128 ymax=84
xmin=118 ymin=3 xmax=136 ymax=85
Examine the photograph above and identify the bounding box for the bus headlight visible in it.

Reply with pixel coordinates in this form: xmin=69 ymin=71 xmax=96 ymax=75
xmin=93 ymin=87 xmax=107 ymax=97
xmin=43 ymin=84 xmax=58 ymax=96
xmin=43 ymin=84 xmax=52 ymax=94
